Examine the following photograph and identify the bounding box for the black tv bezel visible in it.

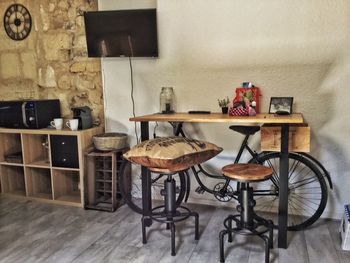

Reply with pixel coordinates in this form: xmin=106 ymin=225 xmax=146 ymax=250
xmin=84 ymin=8 xmax=158 ymax=58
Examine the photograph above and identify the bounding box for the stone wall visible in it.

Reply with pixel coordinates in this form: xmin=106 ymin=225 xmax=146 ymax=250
xmin=0 ymin=0 xmax=103 ymax=125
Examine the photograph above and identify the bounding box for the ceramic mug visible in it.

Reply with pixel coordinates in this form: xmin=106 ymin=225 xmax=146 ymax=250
xmin=50 ymin=118 xmax=63 ymax=130
xmin=66 ymin=119 xmax=79 ymax=131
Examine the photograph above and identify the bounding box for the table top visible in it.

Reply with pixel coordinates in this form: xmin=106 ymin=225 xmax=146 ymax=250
xmin=130 ymin=112 xmax=304 ymax=124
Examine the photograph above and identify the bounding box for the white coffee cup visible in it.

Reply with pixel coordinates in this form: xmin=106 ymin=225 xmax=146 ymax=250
xmin=50 ymin=118 xmax=63 ymax=130
xmin=66 ymin=119 xmax=79 ymax=131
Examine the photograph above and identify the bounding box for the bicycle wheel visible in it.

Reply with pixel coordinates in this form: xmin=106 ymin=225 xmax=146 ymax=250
xmin=250 ymin=152 xmax=328 ymax=231
xmin=118 ymin=158 xmax=187 ymax=215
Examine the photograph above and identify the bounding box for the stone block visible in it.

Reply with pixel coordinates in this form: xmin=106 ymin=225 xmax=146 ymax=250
xmin=76 ymin=16 xmax=85 ymax=29
xmin=86 ymin=61 xmax=101 ymax=73
xmin=43 ymin=33 xmax=72 ymax=60
xmin=0 ymin=34 xmax=27 ymax=50
xmin=75 ymin=75 xmax=93 ymax=91
xmin=51 ymin=12 xmax=69 ymax=29
xmin=58 ymin=1 xmax=69 ymax=10
xmin=70 ymin=62 xmax=86 ymax=72
xmin=38 ymin=65 xmax=57 ymax=88
xmin=1 ymin=52 xmax=21 ymax=78
xmin=89 ymin=89 xmax=103 ymax=104
xmin=58 ymin=74 xmax=72 ymax=90
xmin=27 ymin=36 xmax=36 ymax=50
xmin=49 ymin=3 xmax=56 ymax=12
xmin=0 ymin=79 xmax=37 ymax=100
xmin=74 ymin=35 xmax=87 ymax=49
xmin=40 ymin=4 xmax=50 ymax=31
xmin=21 ymin=52 xmax=37 ymax=80
xmin=68 ymin=6 xmax=76 ymax=20
xmin=93 ymin=74 xmax=102 ymax=87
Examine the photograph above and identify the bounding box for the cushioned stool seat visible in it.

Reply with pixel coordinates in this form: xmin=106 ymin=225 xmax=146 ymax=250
xmin=123 ymin=136 xmax=222 ymax=256
xmin=124 ymin=136 xmax=222 ymax=171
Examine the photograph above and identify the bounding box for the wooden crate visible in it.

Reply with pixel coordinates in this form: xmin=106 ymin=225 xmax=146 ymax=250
xmin=85 ymin=147 xmax=130 ymax=212
xmin=260 ymin=124 xmax=310 ymax=152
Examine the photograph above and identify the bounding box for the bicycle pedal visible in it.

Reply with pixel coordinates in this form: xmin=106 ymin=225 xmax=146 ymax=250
xmin=195 ymin=186 xmax=205 ymax=194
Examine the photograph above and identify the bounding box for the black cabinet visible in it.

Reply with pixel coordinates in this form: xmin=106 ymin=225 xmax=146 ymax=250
xmin=50 ymin=135 xmax=79 ymax=168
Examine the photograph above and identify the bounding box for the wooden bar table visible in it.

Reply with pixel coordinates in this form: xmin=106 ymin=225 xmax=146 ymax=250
xmin=130 ymin=112 xmax=304 ymax=249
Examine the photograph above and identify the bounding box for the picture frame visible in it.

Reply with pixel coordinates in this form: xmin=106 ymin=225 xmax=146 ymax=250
xmin=269 ymin=97 xmax=293 ymax=114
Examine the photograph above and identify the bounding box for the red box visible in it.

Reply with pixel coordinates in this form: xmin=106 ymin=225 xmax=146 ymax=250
xmin=233 ymin=87 xmax=261 ymax=113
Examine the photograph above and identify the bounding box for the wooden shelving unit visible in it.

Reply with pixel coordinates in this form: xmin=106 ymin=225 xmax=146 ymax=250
xmin=0 ymin=127 xmax=102 ymax=207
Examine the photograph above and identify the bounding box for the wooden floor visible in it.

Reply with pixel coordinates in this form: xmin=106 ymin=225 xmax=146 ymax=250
xmin=0 ymin=196 xmax=349 ymax=263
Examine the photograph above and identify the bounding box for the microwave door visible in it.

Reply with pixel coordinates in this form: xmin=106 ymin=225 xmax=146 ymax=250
xmin=0 ymin=101 xmax=24 ymax=128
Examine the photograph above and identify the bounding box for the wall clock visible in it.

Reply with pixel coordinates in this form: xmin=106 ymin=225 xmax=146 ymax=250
xmin=3 ymin=4 xmax=32 ymax=41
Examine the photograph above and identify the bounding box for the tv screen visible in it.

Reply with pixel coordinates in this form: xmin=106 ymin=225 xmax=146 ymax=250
xmin=84 ymin=9 xmax=158 ymax=58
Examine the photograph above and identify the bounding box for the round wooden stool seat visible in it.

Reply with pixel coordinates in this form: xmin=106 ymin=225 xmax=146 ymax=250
xmin=222 ymin=163 xmax=273 ymax=182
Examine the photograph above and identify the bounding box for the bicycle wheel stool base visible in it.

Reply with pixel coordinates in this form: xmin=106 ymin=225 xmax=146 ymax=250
xmin=142 ymin=173 xmax=199 ymax=256
xmin=220 ymin=163 xmax=274 ymax=263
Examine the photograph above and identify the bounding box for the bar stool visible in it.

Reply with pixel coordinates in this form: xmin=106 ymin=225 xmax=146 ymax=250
xmin=123 ymin=136 xmax=222 ymax=256
xmin=219 ymin=163 xmax=274 ymax=263
xmin=142 ymin=166 xmax=199 ymax=256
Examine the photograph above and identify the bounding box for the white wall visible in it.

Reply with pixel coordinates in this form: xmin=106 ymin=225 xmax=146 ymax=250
xmin=99 ymin=0 xmax=350 ymax=218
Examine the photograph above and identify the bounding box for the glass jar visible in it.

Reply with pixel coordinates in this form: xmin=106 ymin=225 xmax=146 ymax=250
xmin=159 ymin=87 xmax=175 ymax=114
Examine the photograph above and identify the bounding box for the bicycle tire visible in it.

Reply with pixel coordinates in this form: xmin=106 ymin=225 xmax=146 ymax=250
xmin=250 ymin=152 xmax=328 ymax=231
xmin=297 ymin=152 xmax=333 ymax=189
xmin=118 ymin=159 xmax=187 ymax=215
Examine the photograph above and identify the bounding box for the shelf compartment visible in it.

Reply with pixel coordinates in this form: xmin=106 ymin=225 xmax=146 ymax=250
xmin=22 ymin=134 xmax=50 ymax=166
xmin=0 ymin=165 xmax=26 ymax=196
xmin=0 ymin=133 xmax=23 ymax=164
xmin=95 ymin=170 xmax=112 ymax=181
xmin=95 ymin=156 xmax=112 ymax=170
xmin=25 ymin=167 xmax=53 ymax=200
xmin=26 ymin=160 xmax=50 ymax=168
xmin=52 ymin=169 xmax=81 ymax=204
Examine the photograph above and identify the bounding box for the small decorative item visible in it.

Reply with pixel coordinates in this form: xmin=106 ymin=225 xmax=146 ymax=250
xmin=218 ymin=97 xmax=230 ymax=114
xmin=3 ymin=4 xmax=32 ymax=41
xmin=229 ymin=87 xmax=259 ymax=116
xmin=229 ymin=107 xmax=249 ymax=116
xmin=269 ymin=97 xmax=293 ymax=115
xmin=160 ymin=87 xmax=175 ymax=114
xmin=242 ymin=82 xmax=253 ymax=88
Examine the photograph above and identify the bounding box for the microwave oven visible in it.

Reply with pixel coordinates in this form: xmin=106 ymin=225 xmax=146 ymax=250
xmin=0 ymin=99 xmax=61 ymax=129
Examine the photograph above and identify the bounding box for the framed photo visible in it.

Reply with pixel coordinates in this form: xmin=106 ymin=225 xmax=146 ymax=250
xmin=269 ymin=97 xmax=293 ymax=114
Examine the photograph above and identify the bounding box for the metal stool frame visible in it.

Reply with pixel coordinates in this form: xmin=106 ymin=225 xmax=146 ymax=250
xmin=219 ymin=183 xmax=274 ymax=263
xmin=141 ymin=173 xmax=199 ymax=256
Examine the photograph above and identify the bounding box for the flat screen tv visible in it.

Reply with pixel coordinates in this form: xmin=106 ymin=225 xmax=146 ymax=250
xmin=84 ymin=9 xmax=158 ymax=58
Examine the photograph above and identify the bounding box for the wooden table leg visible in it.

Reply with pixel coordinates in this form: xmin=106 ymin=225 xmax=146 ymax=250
xmin=140 ymin=121 xmax=152 ymax=226
xmin=278 ymin=123 xmax=289 ymax=248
